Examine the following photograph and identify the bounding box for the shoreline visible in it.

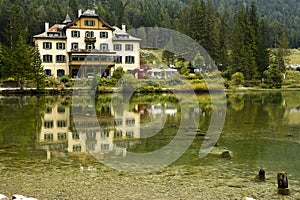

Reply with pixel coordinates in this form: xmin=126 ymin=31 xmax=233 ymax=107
xmin=1 ymin=87 xmax=300 ymax=95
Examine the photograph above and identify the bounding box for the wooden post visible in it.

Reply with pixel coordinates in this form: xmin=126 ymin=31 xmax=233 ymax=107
xmin=259 ymin=169 xmax=265 ymax=181
xmin=277 ymin=172 xmax=290 ymax=195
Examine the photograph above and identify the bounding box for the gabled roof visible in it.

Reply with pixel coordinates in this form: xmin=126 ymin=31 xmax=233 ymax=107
xmin=33 ymin=24 xmax=66 ymax=39
xmin=63 ymin=9 xmax=114 ymax=30
xmin=112 ymin=27 xmax=141 ymax=42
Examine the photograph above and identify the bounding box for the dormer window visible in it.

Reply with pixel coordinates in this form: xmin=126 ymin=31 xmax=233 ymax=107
xmin=116 ymin=34 xmax=129 ymax=39
xmin=84 ymin=20 xmax=95 ymax=26
xmin=47 ymin=33 xmax=60 ymax=37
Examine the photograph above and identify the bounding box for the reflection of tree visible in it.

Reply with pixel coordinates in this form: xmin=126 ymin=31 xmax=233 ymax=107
xmin=263 ymin=92 xmax=286 ymax=128
xmin=111 ymin=95 xmax=128 ymax=116
xmin=227 ymin=94 xmax=245 ymax=111
xmin=0 ymin=96 xmax=47 ymax=148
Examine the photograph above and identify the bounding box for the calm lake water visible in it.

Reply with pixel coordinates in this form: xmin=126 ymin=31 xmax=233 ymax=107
xmin=0 ymin=91 xmax=300 ymax=196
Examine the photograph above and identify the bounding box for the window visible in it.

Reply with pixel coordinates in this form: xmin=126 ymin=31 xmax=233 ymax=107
xmin=100 ymin=43 xmax=108 ymax=51
xmin=44 ymin=133 xmax=53 ymax=141
xmin=44 ymin=121 xmax=54 ymax=128
xmin=45 ymin=69 xmax=52 ymax=76
xmin=72 ymin=132 xmax=80 ymax=140
xmin=87 ymin=143 xmax=95 ymax=151
xmin=101 ymin=131 xmax=109 ymax=138
xmin=57 ymin=69 xmax=65 ymax=77
xmin=58 ymin=133 xmax=67 ymax=140
xmin=43 ymin=42 xmax=52 ymax=49
xmin=86 ymin=43 xmax=94 ymax=50
xmin=71 ymin=42 xmax=78 ymax=50
xmin=43 ymin=55 xmax=52 ymax=63
xmin=126 ymin=118 xmax=135 ymax=126
xmin=126 ymin=131 xmax=134 ymax=138
xmin=85 ymin=31 xmax=94 ymax=38
xmin=86 ymin=132 xmax=96 ymax=139
xmin=71 ymin=30 xmax=80 ymax=37
xmin=100 ymin=32 xmax=108 ymax=38
xmin=114 ymin=56 xmax=122 ymax=64
xmin=125 ymin=56 xmax=135 ymax=64
xmin=56 ymin=42 xmax=65 ymax=50
xmin=114 ymin=130 xmax=122 ymax=138
xmin=57 ymin=120 xmax=67 ymax=128
xmin=46 ymin=107 xmax=52 ymax=114
xmin=115 ymin=119 xmax=122 ymax=125
xmin=116 ymin=35 xmax=129 ymax=39
xmin=101 ymin=143 xmax=109 ymax=150
xmin=84 ymin=20 xmax=95 ymax=26
xmin=73 ymin=144 xmax=81 ymax=152
xmin=57 ymin=106 xmax=65 ymax=113
xmin=56 ymin=55 xmax=66 ymax=63
xmin=125 ymin=44 xmax=133 ymax=51
xmin=113 ymin=44 xmax=122 ymax=51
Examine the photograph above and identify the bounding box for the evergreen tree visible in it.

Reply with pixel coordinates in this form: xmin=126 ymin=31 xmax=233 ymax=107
xmin=256 ymin=17 xmax=270 ymax=78
xmin=205 ymin=0 xmax=221 ymax=64
xmin=11 ymin=34 xmax=33 ymax=89
xmin=218 ymin=9 xmax=231 ymax=71
xmin=162 ymin=50 xmax=176 ymax=66
xmin=273 ymin=32 xmax=290 ymax=72
xmin=0 ymin=43 xmax=4 ymax=79
xmin=31 ymin=46 xmax=46 ymax=90
xmin=229 ymin=5 xmax=257 ymax=81
xmin=2 ymin=2 xmax=27 ymax=47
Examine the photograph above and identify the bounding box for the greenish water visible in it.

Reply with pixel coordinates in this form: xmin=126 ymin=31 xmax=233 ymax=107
xmin=0 ymin=91 xmax=300 ymax=185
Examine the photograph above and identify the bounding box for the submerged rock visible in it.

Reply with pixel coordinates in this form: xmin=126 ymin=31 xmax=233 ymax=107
xmin=221 ymin=150 xmax=231 ymax=159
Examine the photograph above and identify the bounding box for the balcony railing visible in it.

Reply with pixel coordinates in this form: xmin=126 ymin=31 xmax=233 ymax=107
xmin=84 ymin=37 xmax=96 ymax=43
xmin=70 ymin=48 xmax=113 ymax=53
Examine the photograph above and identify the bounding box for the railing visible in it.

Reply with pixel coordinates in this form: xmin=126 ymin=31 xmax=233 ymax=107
xmin=70 ymin=48 xmax=112 ymax=53
xmin=84 ymin=37 xmax=96 ymax=42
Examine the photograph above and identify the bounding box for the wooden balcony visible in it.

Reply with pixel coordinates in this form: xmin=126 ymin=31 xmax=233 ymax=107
xmin=84 ymin=37 xmax=96 ymax=43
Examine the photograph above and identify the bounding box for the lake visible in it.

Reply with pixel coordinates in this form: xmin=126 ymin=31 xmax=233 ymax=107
xmin=0 ymin=91 xmax=299 ymax=199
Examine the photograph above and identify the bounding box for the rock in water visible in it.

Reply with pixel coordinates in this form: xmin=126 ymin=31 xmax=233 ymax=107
xmin=12 ymin=194 xmax=38 ymax=200
xmin=0 ymin=194 xmax=9 ymax=200
xmin=255 ymin=168 xmax=265 ymax=181
xmin=243 ymin=197 xmax=256 ymax=200
xmin=221 ymin=150 xmax=231 ymax=159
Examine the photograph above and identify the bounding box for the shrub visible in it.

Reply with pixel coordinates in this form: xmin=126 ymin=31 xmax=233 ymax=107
xmin=263 ymin=66 xmax=283 ymax=88
xmin=230 ymin=72 xmax=245 ymax=86
xmin=60 ymin=76 xmax=70 ymax=83
xmin=112 ymin=67 xmax=125 ymax=80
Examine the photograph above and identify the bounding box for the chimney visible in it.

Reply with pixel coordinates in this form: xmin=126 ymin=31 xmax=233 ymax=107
xmin=78 ymin=9 xmax=82 ymax=17
xmin=45 ymin=22 xmax=49 ymax=32
xmin=122 ymin=23 xmax=126 ymax=32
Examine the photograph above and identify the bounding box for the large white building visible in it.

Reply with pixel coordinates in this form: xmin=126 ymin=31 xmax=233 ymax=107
xmin=33 ymin=9 xmax=141 ymax=78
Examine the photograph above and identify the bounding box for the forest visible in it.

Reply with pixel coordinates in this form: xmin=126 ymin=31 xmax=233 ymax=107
xmin=0 ymin=0 xmax=296 ymax=88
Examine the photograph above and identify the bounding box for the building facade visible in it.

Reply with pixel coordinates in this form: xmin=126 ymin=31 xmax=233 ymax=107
xmin=33 ymin=9 xmax=141 ymax=78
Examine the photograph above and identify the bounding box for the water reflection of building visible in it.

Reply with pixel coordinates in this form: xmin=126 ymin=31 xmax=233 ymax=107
xmin=69 ymin=104 xmax=115 ymax=154
xmin=113 ymin=110 xmax=141 ymax=139
xmin=38 ymin=98 xmax=180 ymax=159
xmin=284 ymin=105 xmax=300 ymax=125
xmin=39 ymin=102 xmax=70 ymax=151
